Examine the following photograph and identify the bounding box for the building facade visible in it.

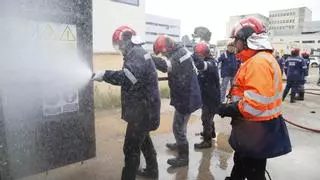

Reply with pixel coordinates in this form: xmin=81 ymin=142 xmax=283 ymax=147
xmin=93 ymin=0 xmax=145 ymax=53
xmin=219 ymin=7 xmax=319 ymax=56
xmin=144 ymin=14 xmax=181 ymax=52
xmin=268 ymin=7 xmax=312 ymax=36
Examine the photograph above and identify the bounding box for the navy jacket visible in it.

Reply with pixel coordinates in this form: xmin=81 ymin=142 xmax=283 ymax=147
xmin=192 ymin=54 xmax=221 ymax=112
xmin=218 ymin=51 xmax=238 ymax=78
xmin=229 ymin=115 xmax=292 ymax=159
xmin=153 ymin=46 xmax=202 ymax=115
xmin=103 ymin=45 xmax=161 ymax=131
xmin=284 ymin=56 xmax=307 ymax=82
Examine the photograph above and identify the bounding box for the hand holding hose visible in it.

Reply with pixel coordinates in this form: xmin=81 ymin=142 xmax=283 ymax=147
xmin=92 ymin=71 xmax=105 ymax=82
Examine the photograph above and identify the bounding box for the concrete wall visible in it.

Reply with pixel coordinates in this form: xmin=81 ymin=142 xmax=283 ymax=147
xmin=93 ymin=0 xmax=145 ymax=53
xmin=270 ymin=33 xmax=320 ymax=50
xmin=269 ymin=7 xmax=312 ymax=36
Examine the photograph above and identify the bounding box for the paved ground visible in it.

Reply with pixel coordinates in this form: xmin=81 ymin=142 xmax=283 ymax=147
xmin=21 ymin=68 xmax=320 ymax=180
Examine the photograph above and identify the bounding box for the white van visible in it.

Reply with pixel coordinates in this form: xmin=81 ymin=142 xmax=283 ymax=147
xmin=309 ymin=57 xmax=320 ymax=68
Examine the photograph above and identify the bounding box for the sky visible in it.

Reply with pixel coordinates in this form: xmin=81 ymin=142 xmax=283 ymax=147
xmin=145 ymin=0 xmax=320 ymax=43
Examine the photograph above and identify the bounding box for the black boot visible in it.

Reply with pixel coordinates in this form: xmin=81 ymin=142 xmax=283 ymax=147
xmin=121 ymin=167 xmax=136 ymax=180
xmin=137 ymin=165 xmax=158 ymax=179
xmin=296 ymin=92 xmax=304 ymax=100
xmin=167 ymin=143 xmax=189 ymax=167
xmin=200 ymin=126 xmax=216 ymax=139
xmin=166 ymin=143 xmax=178 ymax=151
xmin=194 ymin=136 xmax=212 ymax=149
xmin=290 ymin=93 xmax=296 ymax=103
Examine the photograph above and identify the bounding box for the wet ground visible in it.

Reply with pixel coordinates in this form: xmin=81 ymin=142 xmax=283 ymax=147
xmin=20 ymin=68 xmax=320 ymax=180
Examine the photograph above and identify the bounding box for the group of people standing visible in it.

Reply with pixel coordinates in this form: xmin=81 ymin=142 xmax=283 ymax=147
xmin=92 ymin=17 xmax=292 ymax=180
xmin=274 ymin=48 xmax=314 ymax=103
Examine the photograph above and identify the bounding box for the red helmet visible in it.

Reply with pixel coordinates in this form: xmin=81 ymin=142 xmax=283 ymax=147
xmin=153 ymin=35 xmax=175 ymax=55
xmin=112 ymin=26 xmax=136 ymax=50
xmin=291 ymin=48 xmax=300 ymax=56
xmin=230 ymin=17 xmax=266 ymax=40
xmin=194 ymin=42 xmax=211 ymax=58
xmin=301 ymin=51 xmax=310 ymax=58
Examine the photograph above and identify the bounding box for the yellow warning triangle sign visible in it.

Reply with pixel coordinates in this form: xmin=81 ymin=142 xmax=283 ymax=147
xmin=60 ymin=25 xmax=76 ymax=41
xmin=43 ymin=24 xmax=55 ymax=39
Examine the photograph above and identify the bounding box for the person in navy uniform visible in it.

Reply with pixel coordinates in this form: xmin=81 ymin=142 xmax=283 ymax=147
xmin=92 ymin=26 xmax=161 ymax=180
xmin=152 ymin=35 xmax=202 ymax=167
xmin=282 ymin=48 xmax=308 ymax=103
xmin=218 ymin=41 xmax=238 ymax=103
xmin=296 ymin=51 xmax=310 ymax=100
xmin=192 ymin=42 xmax=220 ymax=149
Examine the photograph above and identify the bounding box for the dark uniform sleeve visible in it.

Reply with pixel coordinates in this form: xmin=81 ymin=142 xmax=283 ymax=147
xmin=284 ymin=60 xmax=288 ymax=76
xmin=103 ymin=69 xmax=137 ymax=86
xmin=152 ymin=55 xmax=169 ymax=73
xmin=218 ymin=53 xmax=224 ymax=63
xmin=207 ymin=59 xmax=221 ymax=91
xmin=301 ymin=59 xmax=308 ymax=77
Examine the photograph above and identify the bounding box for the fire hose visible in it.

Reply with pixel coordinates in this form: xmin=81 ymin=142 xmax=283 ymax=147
xmin=282 ymin=88 xmax=320 ymax=133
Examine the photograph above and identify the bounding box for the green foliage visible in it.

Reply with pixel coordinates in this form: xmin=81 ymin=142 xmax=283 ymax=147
xmin=94 ymin=86 xmax=121 ymax=110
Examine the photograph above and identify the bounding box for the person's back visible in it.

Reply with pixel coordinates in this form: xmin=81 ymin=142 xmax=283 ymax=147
xmin=192 ymin=42 xmax=220 ymax=149
xmin=92 ymin=26 xmax=161 ymax=180
xmin=121 ymin=45 xmax=160 ymax=130
xmin=153 ymin=43 xmax=202 ymax=115
xmin=152 ymin=35 xmax=202 ymax=167
xmin=285 ymin=55 xmax=306 ymax=82
xmin=168 ymin=45 xmax=202 ymax=114
xmin=197 ymin=56 xmax=220 ymax=108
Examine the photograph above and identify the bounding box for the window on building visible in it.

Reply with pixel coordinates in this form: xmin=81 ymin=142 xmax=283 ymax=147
xmin=170 ymin=25 xmax=179 ymax=29
xmin=318 ymin=40 xmax=320 ymax=43
xmin=146 ymin=32 xmax=158 ymax=35
xmin=111 ymin=0 xmax=139 ymax=6
xmin=302 ymin=40 xmax=315 ymax=44
xmin=146 ymin=22 xmax=157 ymax=26
xmin=167 ymin=34 xmax=179 ymax=38
xmin=158 ymin=24 xmax=169 ymax=29
xmin=286 ymin=20 xmax=289 ymax=23
xmin=294 ymin=41 xmax=300 ymax=43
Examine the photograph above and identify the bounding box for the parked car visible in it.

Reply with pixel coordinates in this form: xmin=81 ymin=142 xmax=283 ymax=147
xmin=309 ymin=57 xmax=320 ymax=68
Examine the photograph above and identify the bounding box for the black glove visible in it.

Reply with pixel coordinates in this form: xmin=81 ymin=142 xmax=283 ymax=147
xmin=217 ymin=102 xmax=241 ymax=118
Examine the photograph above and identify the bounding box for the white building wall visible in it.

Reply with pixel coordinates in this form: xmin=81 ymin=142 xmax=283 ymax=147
xmin=93 ymin=0 xmax=146 ymax=53
xmin=269 ymin=7 xmax=312 ymax=36
xmin=270 ymin=33 xmax=320 ymax=51
xmin=145 ymin=14 xmax=181 ymax=51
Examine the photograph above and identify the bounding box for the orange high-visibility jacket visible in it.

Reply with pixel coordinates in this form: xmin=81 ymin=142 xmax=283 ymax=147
xmin=231 ymin=49 xmax=283 ymax=121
